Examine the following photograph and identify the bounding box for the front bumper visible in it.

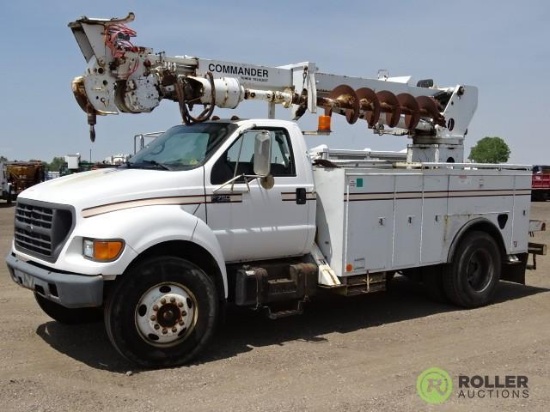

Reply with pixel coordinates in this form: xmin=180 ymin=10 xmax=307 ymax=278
xmin=6 ymin=253 xmax=104 ymax=308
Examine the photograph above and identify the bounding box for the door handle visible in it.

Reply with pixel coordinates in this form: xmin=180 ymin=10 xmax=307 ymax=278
xmin=296 ymin=188 xmax=307 ymax=205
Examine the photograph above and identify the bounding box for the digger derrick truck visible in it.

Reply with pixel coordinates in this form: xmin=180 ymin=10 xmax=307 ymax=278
xmin=6 ymin=13 xmax=546 ymax=368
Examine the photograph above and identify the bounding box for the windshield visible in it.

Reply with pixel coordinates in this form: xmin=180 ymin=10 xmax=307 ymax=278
xmin=128 ymin=122 xmax=237 ymax=171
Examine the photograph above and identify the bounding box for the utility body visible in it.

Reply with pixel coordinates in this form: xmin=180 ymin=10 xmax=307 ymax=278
xmin=6 ymin=13 xmax=546 ymax=367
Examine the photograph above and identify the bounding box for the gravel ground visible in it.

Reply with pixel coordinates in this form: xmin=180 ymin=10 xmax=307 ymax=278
xmin=0 ymin=201 xmax=549 ymax=411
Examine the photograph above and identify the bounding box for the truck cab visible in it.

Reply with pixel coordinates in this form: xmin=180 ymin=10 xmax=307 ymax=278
xmin=7 ymin=118 xmax=321 ymax=367
xmin=9 ymin=117 xmax=315 ymax=280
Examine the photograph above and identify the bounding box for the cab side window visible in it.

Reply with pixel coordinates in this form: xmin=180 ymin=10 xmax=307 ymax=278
xmin=211 ymin=128 xmax=295 ymax=184
xmin=269 ymin=129 xmax=295 ymax=176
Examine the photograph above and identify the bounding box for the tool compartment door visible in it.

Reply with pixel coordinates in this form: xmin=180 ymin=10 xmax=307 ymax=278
xmin=344 ymin=173 xmax=395 ymax=273
xmin=392 ymin=174 xmax=423 ymax=267
xmin=420 ymin=174 xmax=448 ymax=264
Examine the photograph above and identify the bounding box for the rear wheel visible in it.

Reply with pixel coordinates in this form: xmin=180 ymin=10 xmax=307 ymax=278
xmin=443 ymin=231 xmax=501 ymax=308
xmin=34 ymin=293 xmax=102 ymax=324
xmin=104 ymin=256 xmax=219 ymax=368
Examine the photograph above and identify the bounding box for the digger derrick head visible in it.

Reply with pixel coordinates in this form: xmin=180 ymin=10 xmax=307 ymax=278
xmin=69 ymin=13 xmax=161 ymax=141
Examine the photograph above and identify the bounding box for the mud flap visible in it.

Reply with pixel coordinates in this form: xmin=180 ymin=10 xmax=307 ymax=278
xmin=501 ymin=253 xmax=528 ymax=285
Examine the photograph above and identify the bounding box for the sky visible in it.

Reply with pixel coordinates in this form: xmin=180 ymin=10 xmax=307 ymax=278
xmin=1 ymin=1 xmax=549 ymax=164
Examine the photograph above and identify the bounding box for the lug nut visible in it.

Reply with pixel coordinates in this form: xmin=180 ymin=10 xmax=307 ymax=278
xmin=181 ymin=311 xmax=187 ymax=317
xmin=154 ymin=324 xmax=160 ymax=330
xmin=153 ymin=304 xmax=159 ymax=311
xmin=172 ymin=327 xmax=177 ymax=333
xmin=179 ymin=320 xmax=185 ymax=326
xmin=150 ymin=315 xmax=156 ymax=321
xmin=177 ymin=302 xmax=183 ymax=308
xmin=170 ymin=297 xmax=176 ymax=303
xmin=162 ymin=328 xmax=168 ymax=334
xmin=160 ymin=298 xmax=166 ymax=304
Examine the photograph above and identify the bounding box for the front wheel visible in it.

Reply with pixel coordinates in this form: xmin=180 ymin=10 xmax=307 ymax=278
xmin=443 ymin=231 xmax=501 ymax=308
xmin=104 ymin=256 xmax=219 ymax=368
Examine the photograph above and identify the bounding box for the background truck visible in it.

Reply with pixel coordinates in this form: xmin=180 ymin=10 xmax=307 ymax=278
xmin=1 ymin=161 xmax=45 ymax=203
xmin=1 ymin=161 xmax=13 ymax=204
xmin=58 ymin=154 xmax=118 ymax=177
xmin=5 ymin=13 xmax=546 ymax=368
xmin=531 ymin=165 xmax=550 ymax=201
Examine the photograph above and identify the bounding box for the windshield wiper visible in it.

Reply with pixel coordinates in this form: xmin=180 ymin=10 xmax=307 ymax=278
xmin=130 ymin=160 xmax=172 ymax=170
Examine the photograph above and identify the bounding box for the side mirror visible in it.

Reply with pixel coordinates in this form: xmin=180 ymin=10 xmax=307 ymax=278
xmin=253 ymin=131 xmax=271 ymax=176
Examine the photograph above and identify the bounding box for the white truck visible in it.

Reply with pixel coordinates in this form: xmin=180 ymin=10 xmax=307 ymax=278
xmin=6 ymin=13 xmax=546 ymax=368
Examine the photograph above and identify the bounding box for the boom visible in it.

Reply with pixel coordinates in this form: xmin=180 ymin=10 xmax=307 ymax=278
xmin=69 ymin=12 xmax=477 ymax=162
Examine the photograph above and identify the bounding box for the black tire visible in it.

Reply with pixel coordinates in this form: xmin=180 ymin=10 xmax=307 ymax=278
xmin=104 ymin=256 xmax=219 ymax=368
xmin=443 ymin=231 xmax=501 ymax=308
xmin=34 ymin=293 xmax=102 ymax=324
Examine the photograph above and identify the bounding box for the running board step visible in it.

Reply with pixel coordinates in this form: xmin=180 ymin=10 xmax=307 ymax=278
xmin=336 ymin=273 xmax=387 ymax=296
xmin=265 ymin=301 xmax=304 ymax=319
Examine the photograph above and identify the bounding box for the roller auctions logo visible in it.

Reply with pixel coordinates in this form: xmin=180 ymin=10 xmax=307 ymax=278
xmin=416 ymin=367 xmax=453 ymax=404
xmin=417 ymin=367 xmax=530 ymax=404
xmin=457 ymin=374 xmax=529 ymax=399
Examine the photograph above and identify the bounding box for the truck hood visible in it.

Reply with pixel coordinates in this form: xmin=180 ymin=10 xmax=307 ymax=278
xmin=20 ymin=167 xmax=205 ymax=211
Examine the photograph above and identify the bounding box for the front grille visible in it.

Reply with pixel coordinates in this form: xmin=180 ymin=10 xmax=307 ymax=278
xmin=14 ymin=200 xmax=74 ymax=262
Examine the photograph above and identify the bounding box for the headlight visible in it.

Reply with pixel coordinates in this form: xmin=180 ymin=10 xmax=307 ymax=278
xmin=83 ymin=238 xmax=124 ymax=261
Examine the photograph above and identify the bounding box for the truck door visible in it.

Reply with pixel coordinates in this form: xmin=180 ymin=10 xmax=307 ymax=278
xmin=205 ymin=127 xmax=315 ymax=262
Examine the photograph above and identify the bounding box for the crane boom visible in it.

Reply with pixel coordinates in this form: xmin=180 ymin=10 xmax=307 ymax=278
xmin=69 ymin=12 xmax=477 ymax=162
